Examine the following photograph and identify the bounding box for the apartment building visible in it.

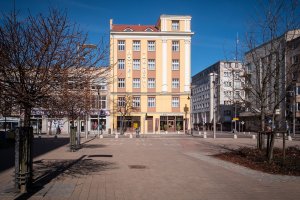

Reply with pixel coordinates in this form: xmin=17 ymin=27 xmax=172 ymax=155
xmin=0 ymin=67 xmax=110 ymax=135
xmin=109 ymin=15 xmax=193 ymax=133
xmin=191 ymin=61 xmax=244 ymax=131
xmin=243 ymin=30 xmax=300 ymax=132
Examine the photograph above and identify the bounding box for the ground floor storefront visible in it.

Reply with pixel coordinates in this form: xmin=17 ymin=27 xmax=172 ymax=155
xmin=114 ymin=114 xmax=188 ymax=134
xmin=1 ymin=114 xmax=111 ymax=135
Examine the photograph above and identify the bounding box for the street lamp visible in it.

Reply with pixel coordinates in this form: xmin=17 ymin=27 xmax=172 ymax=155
xmin=76 ymin=43 xmax=97 ymax=138
xmin=209 ymin=72 xmax=218 ymax=139
xmin=96 ymin=86 xmax=103 ymax=137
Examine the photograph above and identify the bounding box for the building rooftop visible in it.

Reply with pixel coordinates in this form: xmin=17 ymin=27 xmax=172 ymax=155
xmin=111 ymin=24 xmax=159 ymax=32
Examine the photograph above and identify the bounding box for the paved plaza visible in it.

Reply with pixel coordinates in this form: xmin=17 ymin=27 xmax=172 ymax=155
xmin=0 ymin=134 xmax=300 ymax=200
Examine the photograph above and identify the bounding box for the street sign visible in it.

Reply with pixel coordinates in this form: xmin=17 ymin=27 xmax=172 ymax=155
xmin=241 ymin=121 xmax=245 ymax=125
xmin=232 ymin=118 xmax=239 ymax=121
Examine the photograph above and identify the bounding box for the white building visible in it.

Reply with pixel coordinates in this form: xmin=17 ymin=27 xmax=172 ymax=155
xmin=191 ymin=61 xmax=244 ymax=131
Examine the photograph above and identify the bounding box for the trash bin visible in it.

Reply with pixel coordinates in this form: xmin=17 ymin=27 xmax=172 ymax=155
xmin=108 ymin=128 xmax=111 ymax=134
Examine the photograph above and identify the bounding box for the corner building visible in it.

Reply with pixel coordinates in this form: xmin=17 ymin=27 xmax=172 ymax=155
xmin=110 ymin=15 xmax=193 ymax=133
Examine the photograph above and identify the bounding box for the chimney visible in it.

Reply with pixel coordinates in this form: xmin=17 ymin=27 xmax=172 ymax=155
xmin=110 ymin=19 xmax=113 ymax=30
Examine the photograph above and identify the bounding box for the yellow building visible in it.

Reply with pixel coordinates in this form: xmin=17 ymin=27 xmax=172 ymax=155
xmin=110 ymin=15 xmax=193 ymax=134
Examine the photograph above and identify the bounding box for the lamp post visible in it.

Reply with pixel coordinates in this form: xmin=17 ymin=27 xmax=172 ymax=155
xmin=77 ymin=43 xmax=97 ymax=138
xmin=293 ymin=86 xmax=297 ymax=137
xmin=210 ymin=72 xmax=218 ymax=139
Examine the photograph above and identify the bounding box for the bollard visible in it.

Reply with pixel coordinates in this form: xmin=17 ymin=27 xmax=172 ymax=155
xmin=248 ymin=132 xmax=251 ymax=135
xmin=234 ymin=134 xmax=237 ymax=139
xmin=130 ymin=134 xmax=133 ymax=139
xmin=276 ymin=133 xmax=280 ymax=137
xmin=203 ymin=133 xmax=207 ymax=139
xmin=115 ymin=134 xmax=118 ymax=139
xmin=199 ymin=131 xmax=202 ymax=136
xmin=243 ymin=132 xmax=245 ymax=134
xmin=252 ymin=135 xmax=256 ymax=140
xmin=100 ymin=135 xmax=103 ymax=139
xmin=288 ymin=136 xmax=292 ymax=141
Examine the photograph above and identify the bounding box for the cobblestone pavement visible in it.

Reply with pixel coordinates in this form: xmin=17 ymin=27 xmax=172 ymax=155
xmin=0 ymin=135 xmax=299 ymax=200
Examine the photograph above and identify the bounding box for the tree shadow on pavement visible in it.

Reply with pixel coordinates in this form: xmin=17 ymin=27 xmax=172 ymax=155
xmin=82 ymin=144 xmax=107 ymax=149
xmin=195 ymin=140 xmax=256 ymax=155
xmin=0 ymin=137 xmax=70 ymax=173
xmin=15 ymin=155 xmax=117 ymax=200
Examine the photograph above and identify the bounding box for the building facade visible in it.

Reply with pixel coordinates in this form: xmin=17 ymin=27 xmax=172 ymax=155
xmin=109 ymin=15 xmax=193 ymax=133
xmin=0 ymin=67 xmax=111 ymax=136
xmin=243 ymin=30 xmax=300 ymax=133
xmin=191 ymin=61 xmax=244 ymax=131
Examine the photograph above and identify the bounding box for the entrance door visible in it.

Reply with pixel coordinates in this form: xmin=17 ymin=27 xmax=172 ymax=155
xmin=80 ymin=121 xmax=85 ymax=132
xmin=147 ymin=118 xmax=153 ymax=133
xmin=167 ymin=120 xmax=175 ymax=132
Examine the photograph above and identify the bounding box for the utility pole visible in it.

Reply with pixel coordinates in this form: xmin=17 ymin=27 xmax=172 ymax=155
xmin=233 ymin=33 xmax=239 ymax=133
xmin=210 ymin=73 xmax=217 ymax=139
xmin=293 ymin=86 xmax=296 ymax=136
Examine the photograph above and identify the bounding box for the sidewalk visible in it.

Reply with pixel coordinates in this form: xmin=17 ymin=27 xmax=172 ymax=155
xmin=0 ymin=135 xmax=299 ymax=200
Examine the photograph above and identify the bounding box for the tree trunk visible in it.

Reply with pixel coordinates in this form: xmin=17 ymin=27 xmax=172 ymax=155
xmin=266 ymin=133 xmax=270 ymax=156
xmin=258 ymin=110 xmax=265 ymax=150
xmin=267 ymin=133 xmax=275 ymax=163
xmin=15 ymin=106 xmax=33 ymax=193
xmin=283 ymin=131 xmax=286 ymax=163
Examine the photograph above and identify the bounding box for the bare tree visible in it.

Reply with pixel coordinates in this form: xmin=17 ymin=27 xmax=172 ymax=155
xmin=242 ymin=0 xmax=300 ymax=162
xmin=0 ymin=9 xmax=109 ymax=192
xmin=111 ymin=94 xmax=138 ymax=135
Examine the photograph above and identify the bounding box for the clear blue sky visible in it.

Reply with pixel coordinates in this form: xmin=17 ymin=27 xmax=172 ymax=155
xmin=1 ymin=0 xmax=259 ymax=75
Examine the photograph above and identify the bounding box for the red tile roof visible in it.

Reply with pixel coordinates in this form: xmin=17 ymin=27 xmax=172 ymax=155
xmin=111 ymin=24 xmax=159 ymax=32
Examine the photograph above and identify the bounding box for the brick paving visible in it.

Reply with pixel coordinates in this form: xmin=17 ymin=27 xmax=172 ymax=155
xmin=0 ymin=134 xmax=300 ymax=200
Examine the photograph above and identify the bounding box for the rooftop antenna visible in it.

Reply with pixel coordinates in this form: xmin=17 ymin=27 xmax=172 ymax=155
xmin=235 ymin=32 xmax=239 ymax=61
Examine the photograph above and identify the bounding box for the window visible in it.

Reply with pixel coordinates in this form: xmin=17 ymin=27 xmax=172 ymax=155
xmin=224 ymin=91 xmax=232 ymax=97
xmin=100 ymin=96 xmax=106 ymax=109
xmin=91 ymin=95 xmax=106 ymax=109
xmin=224 ymin=71 xmax=231 ymax=77
xmin=148 ymin=78 xmax=155 ymax=88
xmin=148 ymin=41 xmax=155 ymax=51
xmin=172 ymin=78 xmax=180 ymax=88
xmin=235 ymin=81 xmax=241 ymax=89
xmin=172 ymin=20 xmax=179 ymax=30
xmin=118 ymin=40 xmax=125 ymax=51
xmin=118 ymin=97 xmax=125 ymax=107
xmin=224 ymin=81 xmax=232 ymax=87
xmin=133 ymin=59 xmax=140 ymax=70
xmin=132 ymin=78 xmax=140 ymax=88
xmin=172 ymin=97 xmax=179 ymax=107
xmin=235 ymin=91 xmax=240 ymax=98
xmin=133 ymin=96 xmax=140 ymax=107
xmin=297 ymin=102 xmax=300 ymax=111
xmin=118 ymin=78 xmax=125 ymax=88
xmin=148 ymin=97 xmax=156 ymax=107
xmin=124 ymin=28 xmax=133 ymax=32
xmin=224 ymin=100 xmax=231 ymax=105
xmin=297 ymin=86 xmax=300 ymax=95
xmin=148 ymin=59 xmax=155 ymax=70
xmin=172 ymin=59 xmax=180 ymax=70
xmin=133 ymin=40 xmax=140 ymax=51
xmin=118 ymin=59 xmax=125 ymax=69
xmin=172 ymin=41 xmax=179 ymax=51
